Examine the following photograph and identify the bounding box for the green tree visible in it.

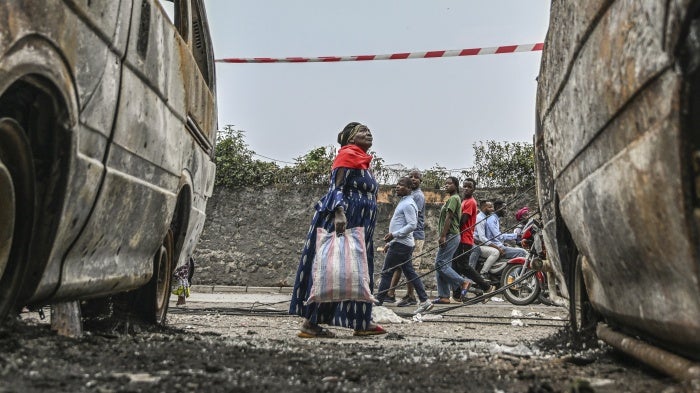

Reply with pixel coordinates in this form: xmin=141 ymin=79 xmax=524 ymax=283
xmin=422 ymin=165 xmax=451 ymax=191
xmin=467 ymin=141 xmax=534 ymax=189
xmin=367 ymin=151 xmax=389 ymax=184
xmin=290 ymin=146 xmax=336 ymax=185
xmin=214 ymin=125 xmax=280 ymax=187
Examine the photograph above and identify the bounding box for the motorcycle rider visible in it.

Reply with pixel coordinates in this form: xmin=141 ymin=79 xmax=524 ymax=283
xmin=472 ymin=200 xmax=502 ymax=275
xmin=483 ymin=200 xmax=527 ymax=271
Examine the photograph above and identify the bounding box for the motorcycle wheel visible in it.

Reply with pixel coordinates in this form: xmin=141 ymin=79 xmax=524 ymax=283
xmin=500 ymin=264 xmax=541 ymax=305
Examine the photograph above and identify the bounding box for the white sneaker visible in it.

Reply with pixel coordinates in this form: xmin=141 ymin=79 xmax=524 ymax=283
xmin=413 ymin=300 xmax=434 ymax=315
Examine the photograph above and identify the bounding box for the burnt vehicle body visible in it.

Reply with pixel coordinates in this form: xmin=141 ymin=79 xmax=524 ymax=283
xmin=0 ymin=0 xmax=216 ymax=323
xmin=536 ymin=1 xmax=700 ymax=367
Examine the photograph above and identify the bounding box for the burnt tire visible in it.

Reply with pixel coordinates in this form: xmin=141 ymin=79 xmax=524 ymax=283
xmin=0 ymin=118 xmax=34 ymax=322
xmin=127 ymin=229 xmax=174 ymax=324
xmin=569 ymin=254 xmax=599 ymax=342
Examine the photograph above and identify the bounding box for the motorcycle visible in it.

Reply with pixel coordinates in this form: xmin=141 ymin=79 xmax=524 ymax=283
xmin=500 ymin=218 xmax=550 ymax=305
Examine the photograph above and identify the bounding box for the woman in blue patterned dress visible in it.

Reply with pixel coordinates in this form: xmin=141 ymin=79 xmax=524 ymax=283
xmin=289 ymin=122 xmax=386 ymax=338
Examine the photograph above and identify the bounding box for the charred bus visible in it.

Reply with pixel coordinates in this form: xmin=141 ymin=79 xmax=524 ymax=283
xmin=536 ymin=1 xmax=700 ymax=379
xmin=0 ymin=0 xmax=216 ymax=324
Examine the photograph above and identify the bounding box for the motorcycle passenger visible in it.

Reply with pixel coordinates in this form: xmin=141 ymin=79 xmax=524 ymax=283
xmin=513 ymin=206 xmax=530 ymax=241
xmin=483 ymin=200 xmax=527 ymax=267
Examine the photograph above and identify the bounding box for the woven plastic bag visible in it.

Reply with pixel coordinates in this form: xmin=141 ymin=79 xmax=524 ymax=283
xmin=307 ymin=227 xmax=375 ymax=303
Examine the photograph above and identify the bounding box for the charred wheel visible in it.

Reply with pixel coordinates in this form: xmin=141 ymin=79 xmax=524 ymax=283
xmin=128 ymin=229 xmax=174 ymax=324
xmin=569 ymin=254 xmax=598 ymax=341
xmin=153 ymin=229 xmax=175 ymax=323
xmin=0 ymin=118 xmax=35 ymax=320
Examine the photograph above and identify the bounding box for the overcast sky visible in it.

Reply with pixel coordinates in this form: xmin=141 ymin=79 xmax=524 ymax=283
xmin=202 ymin=1 xmax=551 ymax=171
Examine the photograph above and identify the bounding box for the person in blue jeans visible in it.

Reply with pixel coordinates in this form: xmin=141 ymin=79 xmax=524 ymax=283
xmin=433 ymin=177 xmax=472 ymax=304
xmin=374 ymin=177 xmax=433 ymax=315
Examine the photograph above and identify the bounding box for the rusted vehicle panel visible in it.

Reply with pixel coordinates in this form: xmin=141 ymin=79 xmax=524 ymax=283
xmin=536 ymin=0 xmax=700 ymax=361
xmin=0 ymin=0 xmax=217 ymax=323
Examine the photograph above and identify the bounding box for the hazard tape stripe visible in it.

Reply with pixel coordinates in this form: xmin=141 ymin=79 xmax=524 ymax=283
xmin=216 ymin=43 xmax=544 ymax=63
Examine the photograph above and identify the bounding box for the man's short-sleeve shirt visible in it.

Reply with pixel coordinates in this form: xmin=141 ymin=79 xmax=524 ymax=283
xmin=460 ymin=197 xmax=478 ymax=245
xmin=439 ymin=194 xmax=462 ymax=235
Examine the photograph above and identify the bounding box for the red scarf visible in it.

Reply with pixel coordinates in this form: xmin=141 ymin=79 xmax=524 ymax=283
xmin=332 ymin=144 xmax=372 ymax=170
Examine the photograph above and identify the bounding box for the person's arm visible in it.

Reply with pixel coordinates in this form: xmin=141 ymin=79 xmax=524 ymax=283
xmin=459 ymin=204 xmax=470 ymax=228
xmin=384 ymin=203 xmax=417 ymax=242
xmin=460 ymin=211 xmax=472 ymax=229
xmin=484 ymin=216 xmax=505 ymax=250
xmin=331 ymin=168 xmax=347 ymax=235
xmin=439 ymin=209 xmax=454 ymax=247
xmin=500 ymin=231 xmax=518 ymax=242
xmin=334 ymin=206 xmax=346 ymax=235
xmin=394 ymin=203 xmax=417 ymax=239
xmin=441 ymin=196 xmax=462 ymax=246
xmin=439 ymin=197 xmax=459 ymax=246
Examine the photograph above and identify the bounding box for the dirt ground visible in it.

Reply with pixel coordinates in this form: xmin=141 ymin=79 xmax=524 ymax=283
xmin=0 ymin=291 xmax=692 ymax=393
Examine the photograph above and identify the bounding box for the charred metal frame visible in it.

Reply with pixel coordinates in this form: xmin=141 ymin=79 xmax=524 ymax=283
xmin=0 ymin=0 xmax=217 ymax=321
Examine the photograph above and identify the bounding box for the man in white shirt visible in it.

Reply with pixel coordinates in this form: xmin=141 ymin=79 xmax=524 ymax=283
xmin=472 ymin=200 xmax=502 ymax=275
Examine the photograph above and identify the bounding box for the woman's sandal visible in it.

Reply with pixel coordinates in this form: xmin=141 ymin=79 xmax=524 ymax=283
xmin=297 ymin=323 xmax=336 ymax=338
xmin=353 ymin=323 xmax=387 ymax=337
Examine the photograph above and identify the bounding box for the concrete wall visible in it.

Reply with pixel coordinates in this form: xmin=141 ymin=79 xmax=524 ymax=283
xmin=192 ymin=185 xmax=535 ymax=286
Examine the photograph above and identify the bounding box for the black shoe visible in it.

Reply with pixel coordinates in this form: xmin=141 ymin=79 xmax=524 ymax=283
xmin=397 ymin=297 xmax=418 ymax=307
xmin=452 ymin=289 xmax=462 ymax=301
xmin=468 ymin=286 xmax=484 ymax=295
xmin=471 ymin=287 xmax=484 ymax=296
xmin=383 ymin=296 xmax=396 ymax=304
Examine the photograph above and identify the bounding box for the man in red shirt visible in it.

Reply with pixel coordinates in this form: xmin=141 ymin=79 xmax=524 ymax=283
xmin=452 ymin=178 xmax=494 ymax=301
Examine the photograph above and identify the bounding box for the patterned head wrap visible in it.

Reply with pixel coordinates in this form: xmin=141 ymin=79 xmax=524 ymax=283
xmin=337 ymin=122 xmax=368 ymax=146
xmin=516 ymin=207 xmax=529 ymax=221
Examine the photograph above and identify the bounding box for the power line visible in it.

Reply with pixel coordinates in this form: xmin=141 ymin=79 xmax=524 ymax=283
xmin=252 ymin=153 xmax=296 ymax=165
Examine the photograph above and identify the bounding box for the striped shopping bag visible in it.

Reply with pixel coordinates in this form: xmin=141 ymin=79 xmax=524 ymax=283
xmin=306 ymin=227 xmax=375 ymax=303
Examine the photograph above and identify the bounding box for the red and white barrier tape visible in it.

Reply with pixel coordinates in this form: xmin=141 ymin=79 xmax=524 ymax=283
xmin=216 ymin=43 xmax=544 ymax=63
